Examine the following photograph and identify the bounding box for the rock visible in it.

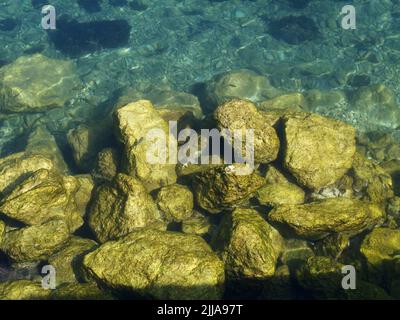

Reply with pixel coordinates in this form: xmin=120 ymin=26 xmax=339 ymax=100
xmin=88 ymin=173 xmax=165 ymax=243
xmin=305 ymin=89 xmax=348 ymax=116
xmin=351 ymin=153 xmax=394 ymax=204
xmin=0 ymin=169 xmax=87 ymax=232
xmin=259 ymin=93 xmax=307 ymax=112
xmin=0 ymin=152 xmax=55 ymax=194
xmin=214 ymin=99 xmax=280 ymax=164
xmin=0 ymin=280 xmax=51 ymax=300
xmin=314 ymin=234 xmax=350 ymax=260
xmin=156 ymin=184 xmax=194 ymax=222
xmin=25 ymin=126 xmax=69 ymax=174
xmin=51 ymin=282 xmax=113 ymax=300
xmin=48 ymin=236 xmax=98 ymax=285
xmin=269 ymin=198 xmax=384 ymax=241
xmin=92 ymin=148 xmax=120 ymax=181
xmin=83 ymin=229 xmax=225 ymax=299
xmin=1 ymin=219 xmax=71 ymax=262
xmin=259 ymin=265 xmax=296 ymax=300
xmin=212 ymin=208 xmax=284 ymax=279
xmin=205 ymin=69 xmax=281 ymax=112
xmin=280 ymin=239 xmax=314 ymax=269
xmin=114 ymin=100 xmax=177 ymax=191
xmin=0 ymin=54 xmax=80 ymax=113
xmin=283 ymin=112 xmax=356 ymax=190
xmin=182 ymin=211 xmax=212 ymax=236
xmin=193 ymin=164 xmax=265 ymax=213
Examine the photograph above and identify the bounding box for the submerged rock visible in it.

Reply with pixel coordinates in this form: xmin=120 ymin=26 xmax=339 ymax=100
xmin=0 ymin=280 xmax=51 ymax=300
xmin=269 ymin=198 xmax=384 ymax=241
xmin=181 ymin=211 xmax=212 ymax=236
xmin=92 ymin=148 xmax=120 ymax=181
xmin=155 ymin=184 xmax=194 ymax=222
xmin=0 ymin=169 xmax=88 ymax=232
xmin=1 ymin=219 xmax=71 ymax=262
xmin=83 ymin=229 xmax=225 ymax=299
xmin=88 ymin=173 xmax=165 ymax=243
xmin=114 ymin=100 xmax=177 ymax=191
xmin=51 ymin=282 xmax=113 ymax=300
xmin=212 ymin=208 xmax=283 ymax=279
xmin=48 ymin=236 xmax=98 ymax=285
xmin=280 ymin=239 xmax=314 ymax=269
xmin=283 ymin=112 xmax=356 ymax=190
xmin=259 ymin=92 xmax=307 ymax=112
xmin=214 ymin=99 xmax=280 ymax=164
xmin=0 ymin=54 xmax=80 ymax=113
xmin=193 ymin=164 xmax=265 ymax=213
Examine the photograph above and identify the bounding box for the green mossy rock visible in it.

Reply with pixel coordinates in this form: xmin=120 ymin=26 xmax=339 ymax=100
xmin=182 ymin=211 xmax=212 ymax=236
xmin=193 ymin=164 xmax=265 ymax=213
xmin=88 ymin=173 xmax=165 ymax=243
xmin=212 ymin=208 xmax=284 ymax=279
xmin=0 ymin=54 xmax=80 ymax=113
xmin=269 ymin=198 xmax=384 ymax=241
xmin=114 ymin=100 xmax=177 ymax=191
xmin=0 ymin=220 xmax=5 ymax=243
xmin=51 ymin=283 xmax=113 ymax=300
xmin=283 ymin=112 xmax=356 ymax=190
xmin=1 ymin=219 xmax=71 ymax=262
xmin=0 ymin=280 xmax=51 ymax=300
xmin=83 ymin=229 xmax=225 ymax=300
xmin=48 ymin=236 xmax=98 ymax=286
xmin=314 ymin=234 xmax=350 ymax=260
xmin=92 ymin=148 xmax=120 ymax=181
xmin=156 ymin=184 xmax=194 ymax=222
xmin=0 ymin=169 xmax=87 ymax=232
xmin=280 ymin=239 xmax=314 ymax=269
xmin=214 ymin=99 xmax=280 ymax=164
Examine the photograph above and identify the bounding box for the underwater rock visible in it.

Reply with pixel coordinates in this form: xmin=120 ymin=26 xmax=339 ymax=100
xmin=283 ymin=112 xmax=356 ymax=190
xmin=269 ymin=198 xmax=384 ymax=241
xmin=48 ymin=236 xmax=98 ymax=286
xmin=314 ymin=234 xmax=350 ymax=260
xmin=214 ymin=99 xmax=280 ymax=164
xmin=92 ymin=148 xmax=120 ymax=181
xmin=1 ymin=219 xmax=71 ymax=262
xmin=88 ymin=173 xmax=165 ymax=243
xmin=0 ymin=219 xmax=5 ymax=244
xmin=0 ymin=280 xmax=51 ymax=300
xmin=205 ymin=70 xmax=281 ymax=111
xmin=83 ymin=229 xmax=225 ymax=299
xmin=51 ymin=282 xmax=113 ymax=300
xmin=114 ymin=100 xmax=177 ymax=191
xmin=156 ymin=184 xmax=194 ymax=222
xmin=351 ymin=153 xmax=394 ymax=204
xmin=182 ymin=211 xmax=212 ymax=236
xmin=280 ymin=239 xmax=314 ymax=270
xmin=258 ymin=93 xmax=307 ymax=112
xmin=0 ymin=152 xmax=55 ymax=195
xmin=212 ymin=208 xmax=283 ymax=279
xmin=305 ymin=89 xmax=348 ymax=115
xmin=0 ymin=169 xmax=89 ymax=232
xmin=259 ymin=265 xmax=296 ymax=300
xmin=25 ymin=126 xmax=69 ymax=174
xmin=0 ymin=54 xmax=80 ymax=113
xmin=193 ymin=164 xmax=265 ymax=213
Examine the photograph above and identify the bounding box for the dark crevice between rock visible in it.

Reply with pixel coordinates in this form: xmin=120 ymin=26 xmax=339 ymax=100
xmin=78 ymin=0 xmax=102 ymax=13
xmin=0 ymin=18 xmax=19 ymax=32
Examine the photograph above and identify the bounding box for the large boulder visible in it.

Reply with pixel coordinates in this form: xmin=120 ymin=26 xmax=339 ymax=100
xmin=214 ymin=99 xmax=280 ymax=164
xmin=0 ymin=169 xmax=90 ymax=232
xmin=1 ymin=219 xmax=71 ymax=262
xmin=88 ymin=173 xmax=165 ymax=243
xmin=114 ymin=100 xmax=177 ymax=191
xmin=83 ymin=229 xmax=225 ymax=299
xmin=0 ymin=280 xmax=51 ymax=300
xmin=283 ymin=112 xmax=356 ymax=190
xmin=212 ymin=208 xmax=284 ymax=279
xmin=0 ymin=54 xmax=80 ymax=113
xmin=193 ymin=164 xmax=265 ymax=213
xmin=269 ymin=198 xmax=384 ymax=241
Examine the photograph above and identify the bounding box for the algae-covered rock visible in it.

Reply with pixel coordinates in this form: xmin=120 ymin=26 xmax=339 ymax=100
xmin=156 ymin=184 xmax=194 ymax=222
xmin=182 ymin=211 xmax=212 ymax=236
xmin=114 ymin=100 xmax=177 ymax=191
xmin=1 ymin=219 xmax=71 ymax=262
xmin=51 ymin=282 xmax=113 ymax=300
xmin=48 ymin=236 xmax=98 ymax=285
xmin=0 ymin=280 xmax=51 ymax=300
xmin=88 ymin=173 xmax=165 ymax=243
xmin=193 ymin=164 xmax=265 ymax=213
xmin=259 ymin=92 xmax=307 ymax=112
xmin=212 ymin=208 xmax=284 ymax=279
xmin=283 ymin=112 xmax=356 ymax=190
xmin=280 ymin=239 xmax=314 ymax=269
xmin=83 ymin=229 xmax=225 ymax=300
xmin=314 ymin=234 xmax=350 ymax=260
xmin=269 ymin=198 xmax=384 ymax=241
xmin=0 ymin=169 xmax=87 ymax=232
xmin=92 ymin=148 xmax=120 ymax=181
xmin=0 ymin=152 xmax=55 ymax=194
xmin=351 ymin=153 xmax=394 ymax=204
xmin=256 ymin=181 xmax=305 ymax=207
xmin=205 ymin=69 xmax=281 ymax=111
xmin=0 ymin=54 xmax=80 ymax=113
xmin=214 ymin=99 xmax=280 ymax=164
